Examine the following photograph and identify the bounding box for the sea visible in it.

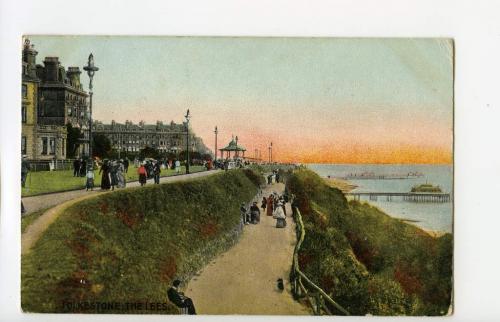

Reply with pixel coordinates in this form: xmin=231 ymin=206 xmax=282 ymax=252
xmin=307 ymin=164 xmax=453 ymax=233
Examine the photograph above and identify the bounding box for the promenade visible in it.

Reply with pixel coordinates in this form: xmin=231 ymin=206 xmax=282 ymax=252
xmin=186 ymin=181 xmax=310 ymax=315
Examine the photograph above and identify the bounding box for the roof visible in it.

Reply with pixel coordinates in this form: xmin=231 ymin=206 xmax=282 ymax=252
xmin=220 ymin=137 xmax=246 ymax=151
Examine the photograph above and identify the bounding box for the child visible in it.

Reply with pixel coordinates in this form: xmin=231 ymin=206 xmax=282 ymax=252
xmin=86 ymin=167 xmax=94 ymax=191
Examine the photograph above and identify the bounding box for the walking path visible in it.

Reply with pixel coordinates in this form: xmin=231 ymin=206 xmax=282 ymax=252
xmin=22 ymin=170 xmax=215 ymax=215
xmin=185 ymin=182 xmax=310 ymax=315
xmin=21 ymin=170 xmax=219 ymax=255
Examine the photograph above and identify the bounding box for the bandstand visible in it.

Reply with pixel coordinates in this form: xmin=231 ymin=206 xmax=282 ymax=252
xmin=219 ymin=135 xmax=246 ymax=160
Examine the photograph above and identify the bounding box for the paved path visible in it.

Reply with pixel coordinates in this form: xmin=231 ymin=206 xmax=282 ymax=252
xmin=185 ymin=182 xmax=310 ymax=315
xmin=21 ymin=170 xmax=220 ymax=255
xmin=21 ymin=170 xmax=216 ymax=215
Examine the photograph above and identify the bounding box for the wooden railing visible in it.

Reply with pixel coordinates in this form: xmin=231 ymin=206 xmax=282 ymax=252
xmin=290 ymin=205 xmax=350 ymax=316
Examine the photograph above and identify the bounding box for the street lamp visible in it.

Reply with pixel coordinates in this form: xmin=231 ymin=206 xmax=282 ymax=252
xmin=214 ymin=126 xmax=218 ymax=162
xmin=83 ymin=53 xmax=99 ymax=166
xmin=184 ymin=109 xmax=191 ymax=174
xmin=270 ymin=142 xmax=273 ymax=163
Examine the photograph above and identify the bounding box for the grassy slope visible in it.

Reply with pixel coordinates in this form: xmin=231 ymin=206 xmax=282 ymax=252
xmin=22 ymin=169 xmax=263 ymax=313
xmin=286 ymin=169 xmax=452 ymax=316
xmin=22 ymin=166 xmax=205 ymax=197
xmin=21 ymin=208 xmax=48 ymax=233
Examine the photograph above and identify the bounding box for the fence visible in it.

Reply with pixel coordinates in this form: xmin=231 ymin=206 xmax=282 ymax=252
xmin=28 ymin=159 xmax=75 ymax=172
xmin=290 ymin=205 xmax=350 ymax=316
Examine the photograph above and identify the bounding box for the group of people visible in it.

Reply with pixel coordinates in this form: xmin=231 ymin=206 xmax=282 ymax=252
xmin=266 ymin=169 xmax=281 ymax=184
xmin=134 ymin=158 xmax=182 ymax=174
xmin=94 ymin=159 xmax=128 ymax=191
xmin=137 ymin=159 xmax=163 ymax=186
xmin=72 ymin=159 xmax=92 ymax=177
xmin=261 ymin=191 xmax=289 ymax=228
xmin=240 ymin=201 xmax=262 ymax=225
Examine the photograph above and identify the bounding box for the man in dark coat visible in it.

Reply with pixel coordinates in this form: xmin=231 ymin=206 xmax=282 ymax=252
xmin=73 ymin=159 xmax=80 ymax=177
xmin=123 ymin=158 xmax=129 ymax=173
xmin=167 ymin=280 xmax=196 ymax=314
xmin=153 ymin=161 xmax=161 ymax=184
xmin=21 ymin=156 xmax=30 ymax=188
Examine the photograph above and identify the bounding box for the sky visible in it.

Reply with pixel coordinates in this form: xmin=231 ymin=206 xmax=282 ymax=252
xmin=28 ymin=36 xmax=453 ymax=164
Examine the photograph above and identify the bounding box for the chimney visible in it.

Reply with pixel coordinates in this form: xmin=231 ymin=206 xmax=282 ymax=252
xmin=22 ymin=39 xmax=38 ymax=78
xmin=66 ymin=67 xmax=82 ymax=89
xmin=43 ymin=57 xmax=61 ymax=82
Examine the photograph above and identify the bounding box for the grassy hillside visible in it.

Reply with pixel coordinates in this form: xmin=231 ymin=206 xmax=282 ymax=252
xmin=286 ymin=169 xmax=452 ymax=316
xmin=22 ymin=169 xmax=263 ymax=313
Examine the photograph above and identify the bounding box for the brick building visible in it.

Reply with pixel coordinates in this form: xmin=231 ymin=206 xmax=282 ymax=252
xmin=36 ymin=57 xmax=90 ymax=158
xmin=93 ymin=120 xmax=210 ymax=156
xmin=21 ymin=39 xmax=67 ymax=161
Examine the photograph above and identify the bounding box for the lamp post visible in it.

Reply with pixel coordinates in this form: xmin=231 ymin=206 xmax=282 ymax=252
xmin=270 ymin=142 xmax=273 ymax=163
xmin=214 ymin=126 xmax=218 ymax=162
xmin=185 ymin=109 xmax=191 ymax=174
xmin=83 ymin=53 xmax=99 ymax=165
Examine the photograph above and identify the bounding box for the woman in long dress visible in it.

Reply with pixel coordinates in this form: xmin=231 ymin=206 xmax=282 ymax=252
xmin=138 ymin=163 xmax=147 ymax=186
xmin=117 ymin=161 xmax=126 ymax=188
xmin=99 ymin=160 xmax=111 ymax=190
xmin=266 ymin=195 xmax=274 ymax=216
xmin=273 ymin=202 xmax=286 ymax=228
xmin=110 ymin=161 xmax=119 ymax=190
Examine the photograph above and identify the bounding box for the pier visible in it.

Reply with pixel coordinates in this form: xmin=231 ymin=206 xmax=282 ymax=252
xmin=346 ymin=192 xmax=451 ymax=203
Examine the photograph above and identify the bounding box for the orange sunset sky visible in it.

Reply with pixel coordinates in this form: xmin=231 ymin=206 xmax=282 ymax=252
xmin=29 ymin=36 xmax=453 ymax=164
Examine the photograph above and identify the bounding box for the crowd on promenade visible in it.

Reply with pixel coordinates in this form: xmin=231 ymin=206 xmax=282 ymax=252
xmin=239 ymin=170 xmax=290 ymax=228
xmin=84 ymin=157 xmax=208 ymax=191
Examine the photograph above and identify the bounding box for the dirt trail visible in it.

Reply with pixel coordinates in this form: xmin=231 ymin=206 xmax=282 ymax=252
xmin=21 ymin=170 xmax=219 ymax=255
xmin=185 ymin=182 xmax=310 ymax=315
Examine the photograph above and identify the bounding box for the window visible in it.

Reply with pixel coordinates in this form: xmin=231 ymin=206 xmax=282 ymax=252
xmin=21 ymin=136 xmax=27 ymax=155
xmin=49 ymin=138 xmax=56 ymax=155
xmin=22 ymin=84 xmax=27 ymax=98
xmin=22 ymin=105 xmax=27 ymax=123
xmin=42 ymin=137 xmax=48 ymax=155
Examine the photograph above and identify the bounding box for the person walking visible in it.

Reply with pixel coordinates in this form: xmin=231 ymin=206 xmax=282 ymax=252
xmin=86 ymin=167 xmax=94 ymax=191
xmin=110 ymin=161 xmax=118 ymax=191
xmin=80 ymin=159 xmax=87 ymax=177
xmin=167 ymin=280 xmax=197 ymax=315
xmin=261 ymin=196 xmax=267 ymax=212
xmin=250 ymin=201 xmax=261 ymax=224
xmin=138 ymin=162 xmax=147 ymax=186
xmin=117 ymin=160 xmax=126 ymax=188
xmin=175 ymin=160 xmax=181 ymax=174
xmin=273 ymin=201 xmax=287 ymax=228
xmin=21 ymin=156 xmax=30 ymax=188
xmin=153 ymin=161 xmax=161 ymax=184
xmin=73 ymin=159 xmax=80 ymax=177
xmin=99 ymin=160 xmax=111 ymax=190
xmin=123 ymin=158 xmax=129 ymax=173
xmin=266 ymin=195 xmax=274 ymax=216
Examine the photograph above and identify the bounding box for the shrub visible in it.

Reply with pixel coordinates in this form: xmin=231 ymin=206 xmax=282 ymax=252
xmin=287 ymin=169 xmax=452 ymax=316
xmin=22 ymin=169 xmax=261 ymax=313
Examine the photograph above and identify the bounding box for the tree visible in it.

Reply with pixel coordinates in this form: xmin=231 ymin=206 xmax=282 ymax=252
xmin=66 ymin=123 xmax=83 ymax=158
xmin=138 ymin=146 xmax=160 ymax=160
xmin=93 ymin=134 xmax=112 ymax=158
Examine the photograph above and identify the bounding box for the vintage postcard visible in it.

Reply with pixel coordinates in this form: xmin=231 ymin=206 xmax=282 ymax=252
xmin=20 ymin=36 xmax=453 ymax=316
